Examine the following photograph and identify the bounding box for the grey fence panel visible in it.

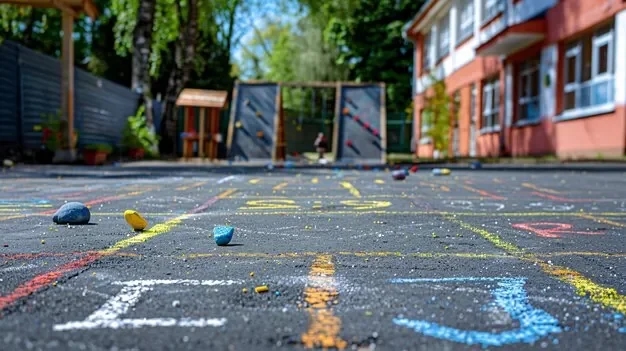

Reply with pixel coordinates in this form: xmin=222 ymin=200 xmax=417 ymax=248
xmin=0 ymin=41 xmax=20 ymax=146
xmin=74 ymin=68 xmax=138 ymax=148
xmin=229 ymin=83 xmax=279 ymax=160
xmin=18 ymin=46 xmax=62 ymax=150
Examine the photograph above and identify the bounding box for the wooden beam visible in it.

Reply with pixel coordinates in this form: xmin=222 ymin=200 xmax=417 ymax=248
xmin=331 ymin=82 xmax=341 ymax=161
xmin=240 ymin=80 xmax=385 ymax=89
xmin=51 ymin=0 xmax=77 ymax=17
xmin=61 ymin=12 xmax=75 ymax=154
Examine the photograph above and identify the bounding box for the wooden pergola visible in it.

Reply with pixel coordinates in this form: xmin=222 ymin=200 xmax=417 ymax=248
xmin=0 ymin=0 xmax=98 ymax=161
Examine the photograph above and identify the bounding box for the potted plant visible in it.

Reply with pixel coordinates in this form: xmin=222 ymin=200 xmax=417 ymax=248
xmin=83 ymin=143 xmax=112 ymax=165
xmin=38 ymin=111 xmax=79 ymax=164
xmin=122 ymin=106 xmax=159 ymax=160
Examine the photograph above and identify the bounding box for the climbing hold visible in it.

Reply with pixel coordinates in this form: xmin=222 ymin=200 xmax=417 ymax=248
xmin=52 ymin=202 xmax=90 ymax=225
xmin=391 ymin=170 xmax=406 ymax=180
xmin=255 ymin=111 xmax=262 ymax=117
xmin=432 ymin=168 xmax=451 ymax=176
xmin=213 ymin=225 xmax=234 ymax=246
xmin=363 ymin=122 xmax=371 ymax=130
xmin=256 ymin=130 xmax=264 ymax=138
xmin=235 ymin=121 xmax=242 ymax=128
xmin=124 ymin=210 xmax=148 ymax=231
xmin=255 ymin=285 xmax=269 ymax=293
xmin=372 ymin=128 xmax=379 ymax=136
xmin=342 ymin=107 xmax=350 ymax=115
xmin=244 ymin=99 xmax=251 ymax=106
xmin=470 ymin=161 xmax=482 ymax=169
xmin=346 ymin=140 xmax=353 ymax=147
xmin=353 ymin=116 xmax=360 ymax=123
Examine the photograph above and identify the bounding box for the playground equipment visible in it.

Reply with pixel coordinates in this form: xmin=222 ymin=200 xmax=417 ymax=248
xmin=176 ymin=89 xmax=228 ymax=160
xmin=226 ymin=81 xmax=386 ymax=163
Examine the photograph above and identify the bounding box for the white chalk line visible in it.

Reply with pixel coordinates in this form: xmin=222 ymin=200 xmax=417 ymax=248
xmin=53 ymin=279 xmax=241 ymax=331
xmin=0 ymin=263 xmax=39 ymax=272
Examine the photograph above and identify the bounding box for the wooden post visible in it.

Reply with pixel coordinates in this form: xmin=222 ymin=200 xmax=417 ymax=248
xmin=331 ymin=82 xmax=342 ymax=161
xmin=198 ymin=107 xmax=206 ymax=158
xmin=182 ymin=107 xmax=188 ymax=158
xmin=379 ymin=83 xmax=387 ymax=164
xmin=61 ymin=12 xmax=75 ymax=158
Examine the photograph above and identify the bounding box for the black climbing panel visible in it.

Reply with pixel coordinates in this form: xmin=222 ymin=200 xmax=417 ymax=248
xmin=228 ymin=82 xmax=279 ymax=161
xmin=336 ymin=84 xmax=386 ymax=163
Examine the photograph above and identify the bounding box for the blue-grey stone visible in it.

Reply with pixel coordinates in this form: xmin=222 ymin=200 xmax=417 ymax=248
xmin=52 ymin=202 xmax=91 ymax=225
xmin=213 ymin=225 xmax=234 ymax=246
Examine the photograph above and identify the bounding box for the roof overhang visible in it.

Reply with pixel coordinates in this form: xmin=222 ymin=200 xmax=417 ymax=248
xmin=403 ymin=0 xmax=444 ymax=40
xmin=476 ymin=19 xmax=546 ymax=56
xmin=0 ymin=0 xmax=99 ymax=19
xmin=176 ymin=89 xmax=229 ymax=109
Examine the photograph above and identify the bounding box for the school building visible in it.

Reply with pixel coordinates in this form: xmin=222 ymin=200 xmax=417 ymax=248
xmin=404 ymin=0 xmax=626 ymax=159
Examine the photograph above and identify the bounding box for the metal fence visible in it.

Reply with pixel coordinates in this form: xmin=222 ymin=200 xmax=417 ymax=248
xmin=386 ymin=112 xmax=413 ymax=153
xmin=0 ymin=41 xmax=142 ymax=153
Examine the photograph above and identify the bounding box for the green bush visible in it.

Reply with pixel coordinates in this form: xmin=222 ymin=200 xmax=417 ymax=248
xmin=122 ymin=106 xmax=160 ymax=157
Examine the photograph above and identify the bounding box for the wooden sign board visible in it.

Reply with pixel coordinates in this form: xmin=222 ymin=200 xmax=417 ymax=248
xmin=176 ymin=89 xmax=228 ymax=109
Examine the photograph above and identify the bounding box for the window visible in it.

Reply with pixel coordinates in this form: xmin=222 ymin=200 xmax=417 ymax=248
xmin=422 ymin=30 xmax=432 ymax=71
xmin=437 ymin=15 xmax=450 ymax=59
xmin=482 ymin=0 xmax=504 ymax=23
xmin=518 ymin=57 xmax=541 ymax=122
xmin=457 ymin=0 xmax=474 ymax=44
xmin=481 ymin=77 xmax=500 ymax=129
xmin=563 ymin=24 xmax=614 ymax=114
xmin=420 ymin=110 xmax=433 ymax=142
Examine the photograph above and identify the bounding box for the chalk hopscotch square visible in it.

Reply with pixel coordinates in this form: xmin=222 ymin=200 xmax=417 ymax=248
xmin=53 ymin=279 xmax=242 ymax=331
xmin=389 ymin=277 xmax=562 ymax=347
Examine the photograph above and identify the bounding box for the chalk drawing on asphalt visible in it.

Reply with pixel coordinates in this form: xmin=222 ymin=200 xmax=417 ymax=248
xmin=390 ymin=277 xmax=562 ymax=346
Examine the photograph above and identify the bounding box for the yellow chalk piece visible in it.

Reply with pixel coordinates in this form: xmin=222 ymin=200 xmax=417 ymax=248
xmin=441 ymin=168 xmax=451 ymax=175
xmin=124 ymin=210 xmax=149 ymax=231
xmin=242 ymin=288 xmax=248 ymax=293
xmin=374 ymin=179 xmax=384 ymax=184
xmin=255 ymin=285 xmax=269 ymax=293
xmin=249 ymin=272 xmax=255 ymax=277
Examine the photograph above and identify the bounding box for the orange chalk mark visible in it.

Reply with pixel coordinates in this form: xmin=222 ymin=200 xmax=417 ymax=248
xmin=301 ymin=254 xmax=347 ymax=350
xmin=462 ymin=185 xmax=506 ymax=200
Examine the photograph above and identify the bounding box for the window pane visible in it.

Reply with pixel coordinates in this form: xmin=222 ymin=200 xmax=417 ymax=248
xmin=580 ymin=85 xmax=591 ymax=107
xmin=581 ymin=37 xmax=592 ymax=82
xmin=597 ymin=43 xmax=609 ymax=74
xmin=564 ymin=91 xmax=576 ymax=110
xmin=529 ymin=70 xmax=539 ymax=97
xmin=565 ymin=55 xmax=577 ymax=84
xmin=520 ymin=75 xmax=529 ymax=98
xmin=591 ymin=80 xmax=611 ymax=105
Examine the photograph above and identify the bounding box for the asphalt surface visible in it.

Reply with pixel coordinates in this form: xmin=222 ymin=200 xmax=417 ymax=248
xmin=1 ymin=165 xmax=626 ymax=351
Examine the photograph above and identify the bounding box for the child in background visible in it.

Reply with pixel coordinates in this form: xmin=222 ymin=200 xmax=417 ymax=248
xmin=314 ymin=132 xmax=328 ymax=163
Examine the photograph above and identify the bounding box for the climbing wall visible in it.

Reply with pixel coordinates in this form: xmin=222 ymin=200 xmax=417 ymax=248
xmin=227 ymin=82 xmax=280 ymax=161
xmin=335 ymin=84 xmax=386 ymax=163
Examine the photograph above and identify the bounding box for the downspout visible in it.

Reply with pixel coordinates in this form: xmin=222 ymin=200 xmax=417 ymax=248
xmin=499 ymin=0 xmax=509 ymax=157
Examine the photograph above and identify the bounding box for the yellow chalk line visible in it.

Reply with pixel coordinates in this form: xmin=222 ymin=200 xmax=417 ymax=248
xmin=339 ymin=181 xmax=361 ymax=198
xmin=578 ymin=213 xmax=626 ymax=228
xmin=447 ymin=216 xmax=626 ymax=314
xmin=175 ymin=181 xmax=209 ymax=191
xmin=522 ymin=182 xmax=560 ymax=194
xmin=301 ymin=254 xmax=347 ymax=350
xmin=249 ymin=178 xmax=261 ymax=184
xmin=153 ymin=250 xmax=626 ymax=260
xmin=273 ymin=182 xmax=288 ymax=191
xmin=224 ymin=210 xmax=626 ymax=217
xmin=100 ymin=189 xmax=234 ymax=255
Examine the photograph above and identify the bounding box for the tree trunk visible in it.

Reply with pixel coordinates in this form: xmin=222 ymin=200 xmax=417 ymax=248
xmin=158 ymin=0 xmax=199 ymax=156
xmin=131 ymin=0 xmax=157 ymax=125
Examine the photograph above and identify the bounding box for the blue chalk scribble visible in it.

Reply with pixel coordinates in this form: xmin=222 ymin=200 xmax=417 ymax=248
xmin=390 ymin=277 xmax=562 ymax=347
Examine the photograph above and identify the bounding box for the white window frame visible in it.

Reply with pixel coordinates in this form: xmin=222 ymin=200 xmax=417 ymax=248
xmin=517 ymin=58 xmax=541 ymax=123
xmin=560 ymin=24 xmax=614 ymax=120
xmin=437 ymin=15 xmax=450 ymax=60
xmin=481 ymin=77 xmax=500 ymax=132
xmin=422 ymin=30 xmax=432 ymax=71
xmin=482 ymin=0 xmax=504 ymax=24
xmin=457 ymin=0 xmax=474 ymax=44
xmin=420 ymin=110 xmax=433 ymax=144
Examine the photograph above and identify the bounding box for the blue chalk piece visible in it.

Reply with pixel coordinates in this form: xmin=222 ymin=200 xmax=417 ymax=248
xmin=213 ymin=225 xmax=234 ymax=246
xmin=391 ymin=277 xmax=561 ymax=347
xmin=52 ymin=202 xmax=90 ymax=225
xmin=470 ymin=161 xmax=482 ymax=169
xmin=403 ymin=168 xmax=410 ymax=176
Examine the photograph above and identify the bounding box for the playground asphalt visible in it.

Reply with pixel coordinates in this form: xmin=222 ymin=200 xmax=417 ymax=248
xmin=0 ymin=164 xmax=626 ymax=350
